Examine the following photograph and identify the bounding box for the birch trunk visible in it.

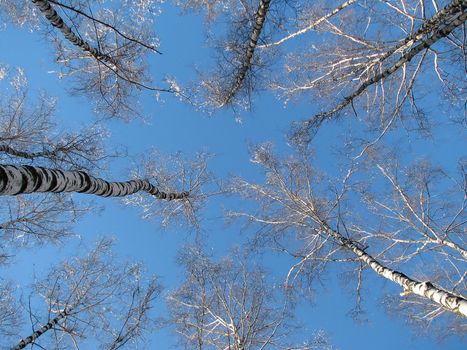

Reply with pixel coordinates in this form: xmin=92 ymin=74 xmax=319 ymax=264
xmin=373 ymin=0 xmax=466 ymax=69
xmin=303 ymin=0 xmax=467 ymax=130
xmin=31 ymin=0 xmax=115 ymax=64
xmin=0 ymin=164 xmax=188 ymax=200
xmin=12 ymin=308 xmax=70 ymax=350
xmin=322 ymin=225 xmax=467 ymax=317
xmin=221 ymin=0 xmax=271 ymax=106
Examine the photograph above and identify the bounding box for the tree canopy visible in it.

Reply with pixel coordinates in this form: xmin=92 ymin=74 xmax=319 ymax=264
xmin=0 ymin=0 xmax=465 ymax=349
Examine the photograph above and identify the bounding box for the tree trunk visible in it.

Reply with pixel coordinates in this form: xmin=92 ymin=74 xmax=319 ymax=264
xmin=322 ymin=225 xmax=467 ymax=317
xmin=12 ymin=308 xmax=70 ymax=350
xmin=32 ymin=0 xmax=115 ymax=64
xmin=221 ymin=0 xmax=271 ymax=106
xmin=0 ymin=164 xmax=188 ymax=200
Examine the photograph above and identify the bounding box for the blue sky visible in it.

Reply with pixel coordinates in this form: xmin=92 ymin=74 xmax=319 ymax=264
xmin=0 ymin=1 xmax=465 ymax=349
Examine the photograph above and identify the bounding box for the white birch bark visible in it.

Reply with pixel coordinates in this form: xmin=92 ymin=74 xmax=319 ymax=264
xmin=0 ymin=164 xmax=188 ymax=200
xmin=323 ymin=226 xmax=467 ymax=318
xmin=31 ymin=0 xmax=115 ymax=64
xmin=221 ymin=0 xmax=271 ymax=106
xmin=12 ymin=308 xmax=71 ymax=350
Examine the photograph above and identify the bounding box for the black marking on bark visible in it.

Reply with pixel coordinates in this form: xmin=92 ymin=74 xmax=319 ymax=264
xmin=24 ymin=165 xmax=42 ymax=192
xmin=0 ymin=165 xmax=7 ymax=193
xmin=47 ymin=169 xmax=59 ymax=192
xmin=12 ymin=307 xmax=71 ymax=349
xmin=77 ymin=171 xmax=92 ymax=193
xmin=0 ymin=164 xmax=189 ymax=201
xmin=18 ymin=166 xmax=29 ymax=195
xmin=32 ymin=0 xmax=115 ymax=63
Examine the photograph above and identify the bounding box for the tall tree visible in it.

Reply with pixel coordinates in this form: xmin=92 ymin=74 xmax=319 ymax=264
xmin=0 ymin=164 xmax=189 ymax=200
xmin=183 ymin=0 xmax=465 ymax=146
xmin=0 ymin=0 xmax=176 ymax=120
xmin=219 ymin=0 xmax=271 ymax=107
xmin=178 ymin=0 xmax=279 ymax=110
xmin=168 ymin=245 xmax=333 ymax=350
xmin=10 ymin=238 xmax=161 ymax=349
xmin=230 ymin=145 xmax=467 ymax=324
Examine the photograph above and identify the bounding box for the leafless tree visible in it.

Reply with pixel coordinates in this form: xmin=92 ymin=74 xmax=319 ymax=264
xmin=228 ymin=144 xmax=466 ymax=329
xmin=350 ymin=152 xmax=467 ymax=334
xmin=0 ymin=163 xmax=190 ymax=199
xmin=0 ymin=0 xmax=178 ymax=120
xmin=270 ymin=0 xmax=466 ymax=143
xmin=0 ymin=68 xmax=205 ymax=251
xmin=167 ymin=245 xmax=334 ymax=350
xmin=178 ymin=0 xmax=280 ymax=111
xmin=181 ymin=0 xmax=465 ymax=140
xmin=10 ymin=237 xmax=161 ymax=349
xmin=0 ymin=152 xmax=209 ymax=244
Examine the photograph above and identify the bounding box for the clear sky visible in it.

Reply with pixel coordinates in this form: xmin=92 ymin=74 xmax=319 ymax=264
xmin=0 ymin=1 xmax=465 ymax=349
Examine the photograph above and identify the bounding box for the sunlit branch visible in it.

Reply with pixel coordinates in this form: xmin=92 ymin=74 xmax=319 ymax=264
xmin=376 ymin=164 xmax=467 ymax=260
xmin=259 ymin=0 xmax=357 ymax=48
xmin=296 ymin=2 xmax=466 ymax=141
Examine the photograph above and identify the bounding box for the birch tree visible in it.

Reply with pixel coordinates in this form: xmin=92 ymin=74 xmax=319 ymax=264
xmin=0 ymin=69 xmax=201 ymax=247
xmin=0 ymin=156 xmax=210 ymax=239
xmin=0 ymin=67 xmax=107 ymax=251
xmin=168 ymin=245 xmax=333 ymax=350
xmin=178 ymin=0 xmax=277 ymax=110
xmin=229 ymin=144 xmax=467 ymax=328
xmin=272 ymin=0 xmax=466 ymax=143
xmin=351 ymin=152 xmax=467 ymax=333
xmin=10 ymin=238 xmax=161 ymax=349
xmin=183 ymin=0 xmax=465 ymax=145
xmin=0 ymin=164 xmax=189 ymax=200
xmin=0 ymin=0 xmax=174 ymax=120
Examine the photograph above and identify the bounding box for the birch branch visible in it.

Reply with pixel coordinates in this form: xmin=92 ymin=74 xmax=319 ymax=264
xmin=258 ymin=0 xmax=357 ymax=48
